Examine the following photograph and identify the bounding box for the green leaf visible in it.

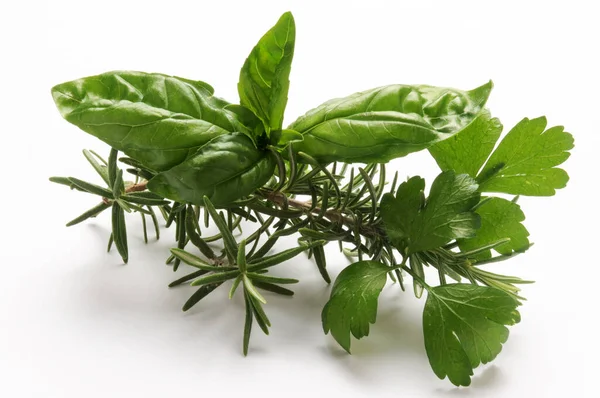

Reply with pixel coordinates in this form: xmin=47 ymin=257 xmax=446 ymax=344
xmin=173 ymin=210 xmax=186 ymax=272
xmin=108 ymin=148 xmax=118 ymax=188
xmin=190 ymin=270 xmax=239 ymax=287
xmin=119 ymin=156 xmax=156 ymax=178
xmin=409 ymin=254 xmax=426 ymax=298
xmin=147 ymin=205 xmax=160 ymax=240
xmin=169 ymin=269 xmax=207 ymax=288
xmin=477 ymin=117 xmax=574 ymax=196
xmin=111 ymin=202 xmax=128 ymax=263
xmin=253 ymin=281 xmax=295 ymax=296
xmin=112 ymin=169 xmax=124 ymax=199
xmin=243 ymin=292 xmax=253 ymax=356
xmin=182 ymin=283 xmax=222 ymax=312
xmin=229 ymin=275 xmax=243 ymax=299
xmin=312 ymin=244 xmax=331 ymax=283
xmin=49 ymin=176 xmax=84 ymax=191
xmin=83 ymin=149 xmax=110 ymax=185
xmin=224 ymin=104 xmax=263 ymax=130
xmin=224 ymin=104 xmax=265 ymax=142
xmin=237 ymin=239 xmax=247 ymax=272
xmin=169 ymin=248 xmax=231 ymax=272
xmin=270 ymin=129 xmax=304 ymax=148
xmin=428 ymin=110 xmax=503 ymax=177
xmin=116 ymin=199 xmax=132 ymax=213
xmin=247 ymin=240 xmax=324 ymax=271
xmin=248 ymin=294 xmax=271 ymax=335
xmin=141 ymin=212 xmax=148 ymax=243
xmin=238 ymin=11 xmax=295 ymax=132
xmin=122 ymin=202 xmax=151 ymax=215
xmin=288 ymin=81 xmax=492 ymax=163
xmin=121 ymin=192 xmax=169 ymax=206
xmin=322 ymin=261 xmax=389 ymax=353
xmin=68 ymin=177 xmax=114 ymax=198
xmin=381 ymin=171 xmax=480 ymax=254
xmin=246 ymin=272 xmax=298 ymax=285
xmin=458 ymin=197 xmax=530 ymax=259
xmin=431 ymin=114 xmax=574 ymax=196
xmin=66 ymin=202 xmax=111 ymax=227
xmin=125 ymin=191 xmax=164 ymax=200
xmin=184 ymin=205 xmax=216 ymax=260
xmin=423 ymin=284 xmax=521 ymax=386
xmin=381 ymin=176 xmax=425 ymax=254
xmin=243 ymin=274 xmax=267 ymax=304
xmin=147 ymin=133 xmax=275 ymax=206
xmin=107 ymin=233 xmax=113 ymax=252
xmin=51 ymin=71 xmax=249 ymax=171
xmin=202 ymin=196 xmax=238 ymax=262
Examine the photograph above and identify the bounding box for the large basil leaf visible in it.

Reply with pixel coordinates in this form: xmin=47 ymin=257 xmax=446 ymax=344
xmin=147 ymin=133 xmax=275 ymax=206
xmin=52 ymin=71 xmax=248 ymax=171
xmin=288 ymin=81 xmax=492 ymax=163
xmin=238 ymin=12 xmax=295 ymax=133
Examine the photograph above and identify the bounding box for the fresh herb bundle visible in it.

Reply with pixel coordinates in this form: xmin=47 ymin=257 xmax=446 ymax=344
xmin=49 ymin=12 xmax=573 ymax=387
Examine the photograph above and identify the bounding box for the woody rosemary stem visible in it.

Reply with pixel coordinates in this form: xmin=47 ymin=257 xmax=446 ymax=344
xmin=126 ymin=182 xmax=149 ymax=193
xmin=117 ymin=181 xmax=383 ymax=240
xmin=101 ymin=182 xmax=152 ymax=204
xmin=259 ymin=189 xmax=383 ymax=239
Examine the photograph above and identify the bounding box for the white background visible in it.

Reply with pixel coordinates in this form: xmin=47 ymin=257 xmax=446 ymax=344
xmin=1 ymin=0 xmax=598 ymax=396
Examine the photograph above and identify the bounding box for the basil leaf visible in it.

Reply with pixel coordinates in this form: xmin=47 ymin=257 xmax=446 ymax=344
xmin=52 ymin=71 xmax=248 ymax=171
xmin=458 ymin=197 xmax=530 ymax=259
xmin=224 ymin=104 xmax=264 ymax=139
xmin=238 ymin=12 xmax=295 ymax=132
xmin=423 ymin=284 xmax=521 ymax=386
xmin=147 ymin=133 xmax=275 ymax=206
xmin=322 ymin=260 xmax=389 ymax=353
xmin=288 ymin=81 xmax=492 ymax=163
xmin=477 ymin=117 xmax=574 ymax=196
xmin=270 ymin=129 xmax=303 ymax=148
xmin=381 ymin=171 xmax=480 ymax=254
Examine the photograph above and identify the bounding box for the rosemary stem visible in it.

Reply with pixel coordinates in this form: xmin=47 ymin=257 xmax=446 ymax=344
xmin=118 ymin=182 xmax=383 ymax=244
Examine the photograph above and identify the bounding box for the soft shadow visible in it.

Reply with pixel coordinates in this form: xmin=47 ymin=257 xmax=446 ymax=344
xmin=350 ymin=304 xmax=424 ymax=358
xmin=84 ymin=223 xmax=111 ymax=242
xmin=317 ymin=287 xmax=430 ymax=383
xmin=59 ymin=233 xmax=483 ymax=388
